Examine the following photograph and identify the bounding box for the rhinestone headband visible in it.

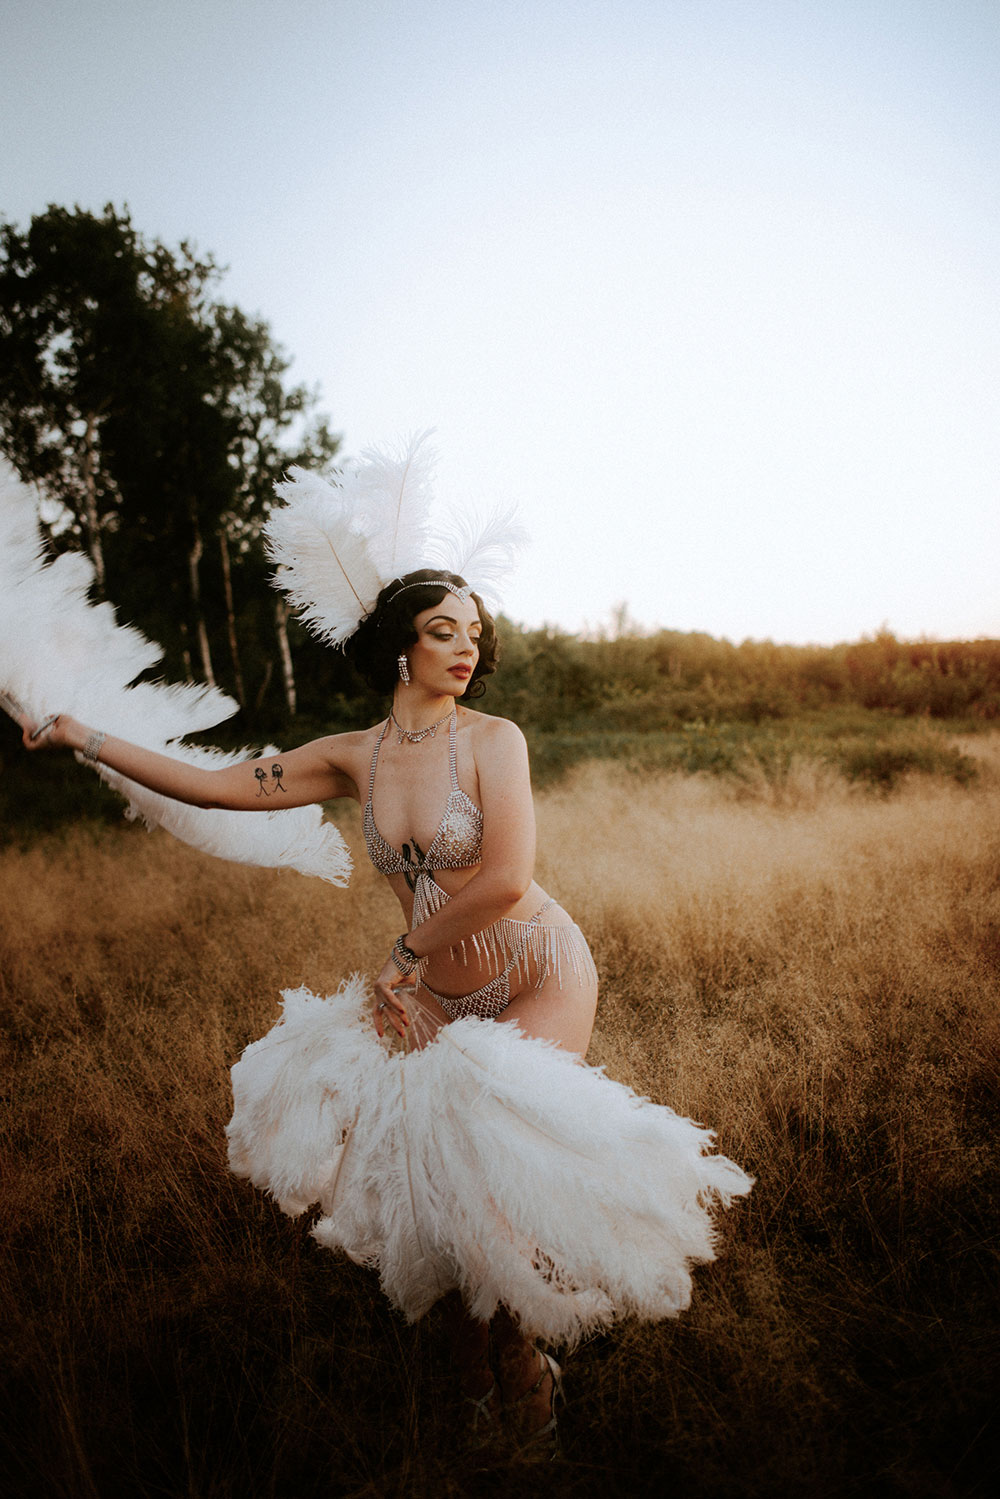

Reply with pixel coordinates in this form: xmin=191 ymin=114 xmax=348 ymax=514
xmin=385 ymin=579 xmax=471 ymax=606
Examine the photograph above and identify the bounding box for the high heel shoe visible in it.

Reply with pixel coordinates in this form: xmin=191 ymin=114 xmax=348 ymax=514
xmin=507 ymin=1348 xmax=563 ymax=1462
xmin=463 ymin=1376 xmax=502 ymax=1448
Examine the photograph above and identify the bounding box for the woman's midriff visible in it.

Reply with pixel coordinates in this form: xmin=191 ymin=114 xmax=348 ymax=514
xmin=386 ymin=873 xmax=580 ymax=1002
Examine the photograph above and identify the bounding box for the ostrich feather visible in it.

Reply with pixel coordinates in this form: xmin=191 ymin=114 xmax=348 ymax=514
xmin=227 ymin=984 xmax=753 ymax=1346
xmin=90 ymin=742 xmax=349 ymax=885
xmin=0 ymin=460 xmax=351 ymax=885
xmin=265 ymin=466 xmax=383 ymax=646
xmin=353 ymin=430 xmax=436 ymax=582
xmin=266 ymin=433 xmax=526 ymax=635
xmin=432 ymin=505 xmax=529 ymax=613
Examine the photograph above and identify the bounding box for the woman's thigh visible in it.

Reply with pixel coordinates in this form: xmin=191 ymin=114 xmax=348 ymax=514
xmin=502 ymin=965 xmax=599 ymax=1058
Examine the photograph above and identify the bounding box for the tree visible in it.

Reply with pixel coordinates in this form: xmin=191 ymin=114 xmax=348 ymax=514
xmin=0 ymin=205 xmax=216 ymax=584
xmin=0 ymin=204 xmax=340 ymax=715
xmin=207 ymin=303 xmax=340 ymax=711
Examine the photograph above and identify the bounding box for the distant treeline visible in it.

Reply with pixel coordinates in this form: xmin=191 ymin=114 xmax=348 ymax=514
xmin=184 ymin=617 xmax=999 ymax=746
xmin=474 ymin=624 xmax=1000 ymax=733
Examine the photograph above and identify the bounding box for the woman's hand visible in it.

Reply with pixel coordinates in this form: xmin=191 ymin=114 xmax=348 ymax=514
xmin=20 ymin=712 xmax=76 ymax=751
xmin=372 ymin=955 xmax=413 ymax=1039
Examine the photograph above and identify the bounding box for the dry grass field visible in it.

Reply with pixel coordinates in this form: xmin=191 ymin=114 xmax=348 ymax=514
xmin=2 ymin=741 xmax=999 ymax=1498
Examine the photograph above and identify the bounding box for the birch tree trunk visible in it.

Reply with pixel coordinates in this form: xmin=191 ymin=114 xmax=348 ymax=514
xmin=218 ymin=528 xmax=245 ymax=706
xmin=274 ymin=597 xmax=297 ymax=716
xmin=186 ymin=515 xmax=216 ymax=687
xmin=179 ymin=618 xmax=193 ymax=682
xmin=81 ymin=412 xmax=106 ymax=592
xmin=254 ymin=658 xmax=274 ymax=715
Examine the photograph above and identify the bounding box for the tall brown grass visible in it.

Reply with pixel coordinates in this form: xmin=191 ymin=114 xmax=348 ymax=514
xmin=2 ymin=745 xmax=999 ymax=1498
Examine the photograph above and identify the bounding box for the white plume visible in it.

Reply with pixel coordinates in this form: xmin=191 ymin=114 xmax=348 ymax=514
xmin=431 ymin=505 xmax=529 ymax=614
xmin=0 ymin=460 xmax=351 ymax=885
xmin=266 ymin=432 xmax=526 ymax=639
xmin=228 ymin=981 xmax=753 ymax=1347
xmin=265 ymin=467 xmax=383 ymax=648
xmin=354 ymin=429 xmax=436 ymax=581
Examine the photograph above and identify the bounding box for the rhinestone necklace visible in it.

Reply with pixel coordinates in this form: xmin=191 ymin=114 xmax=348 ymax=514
xmin=389 ymin=707 xmax=454 ymax=745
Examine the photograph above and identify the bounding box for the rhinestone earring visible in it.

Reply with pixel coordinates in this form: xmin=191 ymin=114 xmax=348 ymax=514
xmin=397 ymin=653 xmax=410 ymax=685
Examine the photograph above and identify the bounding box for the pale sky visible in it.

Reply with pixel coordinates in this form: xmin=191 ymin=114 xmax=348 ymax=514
xmin=2 ymin=0 xmax=998 ymax=643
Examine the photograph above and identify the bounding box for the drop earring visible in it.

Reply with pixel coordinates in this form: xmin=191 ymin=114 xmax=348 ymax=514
xmin=397 ymin=653 xmax=410 ymax=685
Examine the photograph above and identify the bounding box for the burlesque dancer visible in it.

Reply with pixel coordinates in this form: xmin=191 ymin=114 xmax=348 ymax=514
xmin=6 ymin=438 xmax=752 ymax=1462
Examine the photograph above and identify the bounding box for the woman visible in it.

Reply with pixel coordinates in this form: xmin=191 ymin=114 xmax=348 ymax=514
xmin=14 ymin=443 xmax=752 ymax=1462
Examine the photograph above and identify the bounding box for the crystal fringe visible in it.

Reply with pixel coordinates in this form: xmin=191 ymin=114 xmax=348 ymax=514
xmin=411 ymin=873 xmax=596 ymax=991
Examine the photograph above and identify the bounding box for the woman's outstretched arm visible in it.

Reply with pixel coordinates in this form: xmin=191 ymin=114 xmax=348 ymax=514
xmin=21 ymin=714 xmax=357 ymax=809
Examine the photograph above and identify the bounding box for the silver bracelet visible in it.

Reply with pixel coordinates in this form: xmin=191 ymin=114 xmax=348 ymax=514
xmin=390 ymin=935 xmax=420 ymax=976
xmin=81 ymin=730 xmax=106 ymax=763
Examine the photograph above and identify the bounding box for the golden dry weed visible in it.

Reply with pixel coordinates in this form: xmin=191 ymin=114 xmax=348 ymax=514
xmin=2 ymin=750 xmax=998 ymax=1498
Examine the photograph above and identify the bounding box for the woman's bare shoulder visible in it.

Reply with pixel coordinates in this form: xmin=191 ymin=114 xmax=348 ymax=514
xmin=460 ymin=709 xmax=527 ymax=758
xmin=313 ymin=723 xmax=384 ymax=763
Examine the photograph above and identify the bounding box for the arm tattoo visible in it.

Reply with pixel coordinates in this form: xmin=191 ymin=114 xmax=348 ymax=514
xmin=255 ymin=761 xmax=287 ymax=797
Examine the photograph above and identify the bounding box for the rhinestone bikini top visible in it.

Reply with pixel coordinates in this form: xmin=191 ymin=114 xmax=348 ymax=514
xmin=363 ymin=710 xmax=483 ymax=884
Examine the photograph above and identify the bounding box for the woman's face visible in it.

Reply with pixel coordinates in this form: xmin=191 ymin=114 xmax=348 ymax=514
xmin=406 ymin=594 xmax=483 ymax=696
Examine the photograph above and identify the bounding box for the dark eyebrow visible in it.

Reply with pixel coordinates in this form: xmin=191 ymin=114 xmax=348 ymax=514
xmin=426 ymin=614 xmax=481 ymax=628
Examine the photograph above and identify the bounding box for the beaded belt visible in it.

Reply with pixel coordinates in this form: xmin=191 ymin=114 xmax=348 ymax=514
xmin=420 ymin=899 xmax=555 ymax=1021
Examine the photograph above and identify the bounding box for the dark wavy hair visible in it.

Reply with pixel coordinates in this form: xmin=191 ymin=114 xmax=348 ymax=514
xmin=345 ymin=569 xmax=499 ymax=699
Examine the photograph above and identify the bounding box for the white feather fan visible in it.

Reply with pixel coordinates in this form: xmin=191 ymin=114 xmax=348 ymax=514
xmin=228 ymin=980 xmax=753 ymax=1347
xmin=0 ymin=461 xmax=351 ymax=885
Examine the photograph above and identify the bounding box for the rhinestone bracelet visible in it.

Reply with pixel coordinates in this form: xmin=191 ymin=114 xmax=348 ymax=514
xmin=390 ymin=935 xmax=420 ymax=976
xmin=81 ymin=730 xmax=107 ymax=763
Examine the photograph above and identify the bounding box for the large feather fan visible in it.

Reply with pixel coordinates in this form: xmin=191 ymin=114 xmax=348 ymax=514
xmin=0 ymin=461 xmax=351 ymax=885
xmin=228 ymin=980 xmax=754 ymax=1346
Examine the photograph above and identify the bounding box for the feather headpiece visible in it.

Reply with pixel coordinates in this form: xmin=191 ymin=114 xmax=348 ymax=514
xmin=265 ymin=432 xmax=527 ymax=644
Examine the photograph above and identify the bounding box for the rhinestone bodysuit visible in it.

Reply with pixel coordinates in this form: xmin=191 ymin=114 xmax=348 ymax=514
xmin=363 ymin=709 xmax=482 ymax=883
xmin=363 ymin=709 xmax=595 ymax=1020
